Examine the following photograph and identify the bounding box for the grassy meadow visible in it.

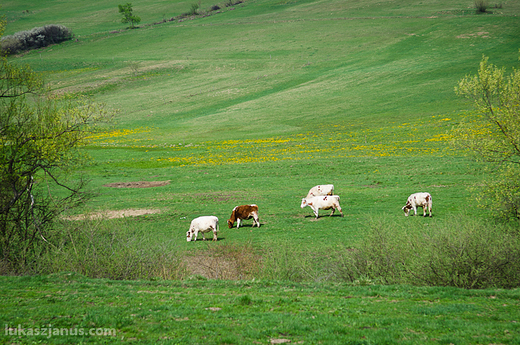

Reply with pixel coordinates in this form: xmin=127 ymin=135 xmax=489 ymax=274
xmin=1 ymin=273 xmax=520 ymax=344
xmin=1 ymin=0 xmax=520 ymax=342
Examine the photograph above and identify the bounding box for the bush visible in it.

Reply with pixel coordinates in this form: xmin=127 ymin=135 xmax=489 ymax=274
xmin=407 ymin=222 xmax=520 ymax=288
xmin=475 ymin=0 xmax=488 ymax=13
xmin=33 ymin=217 xmax=186 ymax=280
xmin=189 ymin=3 xmax=200 ymax=15
xmin=474 ymin=165 xmax=520 ymax=220
xmin=181 ymin=2 xmax=201 ymax=16
xmin=1 ymin=24 xmax=73 ymax=55
xmin=225 ymin=0 xmax=243 ymax=7
xmin=257 ymin=240 xmax=339 ymax=282
xmin=335 ymin=217 xmax=520 ymax=289
xmin=0 ymin=36 xmax=22 ymax=55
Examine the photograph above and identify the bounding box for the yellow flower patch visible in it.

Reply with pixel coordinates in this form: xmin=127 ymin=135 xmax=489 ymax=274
xmin=88 ymin=115 xmax=457 ymax=167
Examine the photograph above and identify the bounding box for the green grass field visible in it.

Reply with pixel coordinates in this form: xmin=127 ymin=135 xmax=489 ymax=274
xmin=1 ymin=273 xmax=520 ymax=344
xmin=1 ymin=0 xmax=520 ymax=342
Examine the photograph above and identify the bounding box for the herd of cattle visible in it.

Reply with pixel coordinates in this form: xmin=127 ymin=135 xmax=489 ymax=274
xmin=186 ymin=184 xmax=433 ymax=242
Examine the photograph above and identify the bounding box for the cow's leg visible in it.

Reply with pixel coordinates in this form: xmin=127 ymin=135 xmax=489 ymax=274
xmin=212 ymin=228 xmax=218 ymax=241
xmin=337 ymin=204 xmax=344 ymax=217
xmin=313 ymin=208 xmax=319 ymax=219
xmin=428 ymin=205 xmax=432 ymax=217
xmin=329 ymin=207 xmax=335 ymax=217
xmin=254 ymin=214 xmax=260 ymax=227
xmin=412 ymin=206 xmax=417 ymax=216
xmin=422 ymin=205 xmax=427 ymax=217
xmin=236 ymin=218 xmax=241 ymax=228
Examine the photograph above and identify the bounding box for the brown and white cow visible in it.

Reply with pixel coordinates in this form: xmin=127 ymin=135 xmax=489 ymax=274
xmin=186 ymin=216 xmax=219 ymax=242
xmin=402 ymin=192 xmax=432 ymax=217
xmin=227 ymin=204 xmax=260 ymax=229
xmin=301 ymin=195 xmax=343 ymax=219
xmin=306 ymin=184 xmax=334 ymax=198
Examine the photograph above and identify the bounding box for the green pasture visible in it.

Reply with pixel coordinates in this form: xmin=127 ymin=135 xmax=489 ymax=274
xmin=1 ymin=273 xmax=520 ymax=344
xmin=2 ymin=0 xmax=519 ymax=251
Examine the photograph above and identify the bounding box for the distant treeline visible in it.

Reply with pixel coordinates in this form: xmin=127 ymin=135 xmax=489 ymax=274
xmin=1 ymin=24 xmax=73 ymax=55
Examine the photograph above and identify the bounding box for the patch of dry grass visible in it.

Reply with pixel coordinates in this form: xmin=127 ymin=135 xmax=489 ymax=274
xmin=184 ymin=242 xmax=260 ymax=280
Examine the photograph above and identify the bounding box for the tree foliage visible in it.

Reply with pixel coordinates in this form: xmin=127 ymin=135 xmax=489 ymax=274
xmin=453 ymin=55 xmax=520 ymax=219
xmin=118 ymin=3 xmax=141 ymax=29
xmin=0 ymin=25 xmax=113 ymax=271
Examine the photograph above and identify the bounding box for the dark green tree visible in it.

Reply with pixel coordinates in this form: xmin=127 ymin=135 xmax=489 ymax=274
xmin=118 ymin=3 xmax=141 ymax=29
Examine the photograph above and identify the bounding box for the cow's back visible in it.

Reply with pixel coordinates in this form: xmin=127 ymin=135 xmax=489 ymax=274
xmin=191 ymin=216 xmax=218 ymax=230
xmin=306 ymin=184 xmax=334 ymax=198
xmin=409 ymin=192 xmax=431 ymax=205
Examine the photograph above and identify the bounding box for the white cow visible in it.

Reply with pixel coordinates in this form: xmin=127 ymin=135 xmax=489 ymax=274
xmin=402 ymin=192 xmax=432 ymax=217
xmin=306 ymin=184 xmax=334 ymax=198
xmin=301 ymin=195 xmax=343 ymax=219
xmin=186 ymin=216 xmax=219 ymax=242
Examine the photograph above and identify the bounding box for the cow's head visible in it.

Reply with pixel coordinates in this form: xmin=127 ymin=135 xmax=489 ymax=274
xmin=402 ymin=203 xmax=412 ymax=216
xmin=300 ymin=198 xmax=308 ymax=208
xmin=186 ymin=230 xmax=194 ymax=242
xmin=227 ymin=219 xmax=234 ymax=229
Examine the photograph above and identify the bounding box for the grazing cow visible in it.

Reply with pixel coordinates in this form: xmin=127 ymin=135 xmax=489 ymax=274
xmin=186 ymin=216 xmax=219 ymax=242
xmin=306 ymin=184 xmax=334 ymax=198
xmin=402 ymin=192 xmax=432 ymax=217
xmin=301 ymin=195 xmax=343 ymax=219
xmin=227 ymin=204 xmax=260 ymax=229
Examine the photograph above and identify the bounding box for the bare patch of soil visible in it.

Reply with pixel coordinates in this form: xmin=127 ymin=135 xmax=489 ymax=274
xmin=65 ymin=209 xmax=161 ymax=220
xmin=270 ymin=339 xmax=291 ymax=344
xmin=457 ymin=31 xmax=490 ymax=39
xmin=103 ymin=181 xmax=170 ymax=188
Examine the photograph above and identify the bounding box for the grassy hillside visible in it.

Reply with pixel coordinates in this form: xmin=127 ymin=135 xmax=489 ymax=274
xmin=4 ymin=0 xmax=517 ymax=144
xmin=4 ymin=1 xmax=518 ymax=138
xmin=1 ymin=0 xmax=519 ymax=265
